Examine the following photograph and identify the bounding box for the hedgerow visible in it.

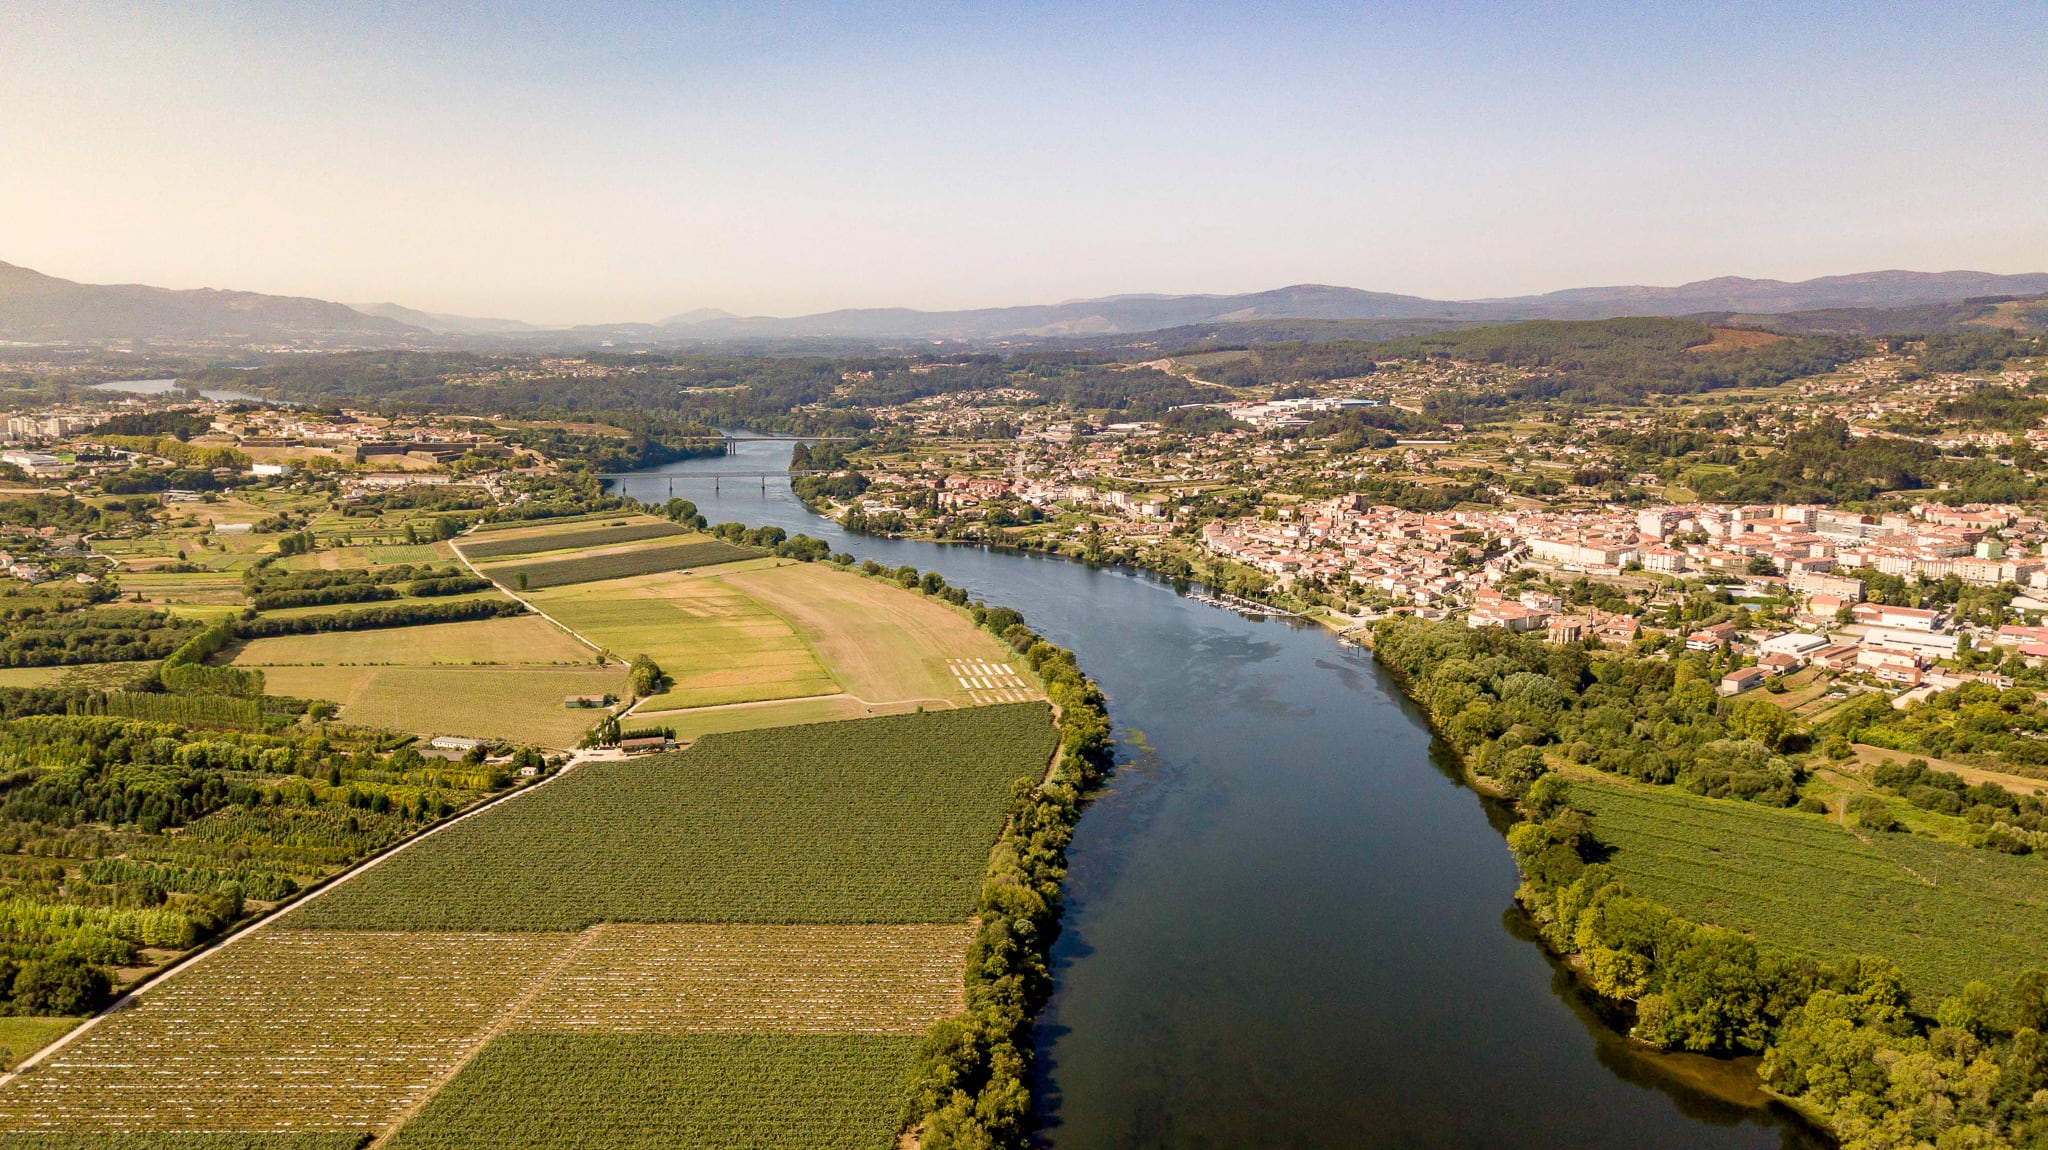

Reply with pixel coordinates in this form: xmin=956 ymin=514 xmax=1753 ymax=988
xmin=900 ymin=592 xmax=1115 ymax=1150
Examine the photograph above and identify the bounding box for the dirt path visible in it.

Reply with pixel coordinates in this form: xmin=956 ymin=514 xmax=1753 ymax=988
xmin=364 ymin=924 xmax=609 ymax=1148
xmin=449 ymin=535 xmax=618 ymax=664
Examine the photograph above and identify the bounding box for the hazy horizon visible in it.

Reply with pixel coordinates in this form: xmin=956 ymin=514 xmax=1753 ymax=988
xmin=5 ymin=2 xmax=2044 ymax=326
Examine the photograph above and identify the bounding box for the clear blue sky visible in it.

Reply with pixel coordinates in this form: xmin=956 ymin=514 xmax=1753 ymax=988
xmin=3 ymin=1 xmax=2042 ymax=323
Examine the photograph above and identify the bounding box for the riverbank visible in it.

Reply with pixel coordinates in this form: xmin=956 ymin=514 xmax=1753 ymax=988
xmin=589 ymin=446 xmax=1827 ymax=1148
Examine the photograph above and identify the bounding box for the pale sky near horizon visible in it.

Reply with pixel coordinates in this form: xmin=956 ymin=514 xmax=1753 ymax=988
xmin=3 ymin=2 xmax=2044 ymax=325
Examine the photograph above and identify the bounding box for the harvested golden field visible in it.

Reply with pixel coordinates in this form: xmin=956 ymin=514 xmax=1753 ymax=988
xmin=257 ymin=665 xmax=626 ymax=746
xmin=231 ymin=615 xmax=594 ymax=667
xmin=720 ymin=563 xmax=1035 ymax=707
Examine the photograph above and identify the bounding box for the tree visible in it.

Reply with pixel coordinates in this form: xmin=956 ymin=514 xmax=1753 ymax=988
xmin=629 ymin=654 xmax=667 ymax=698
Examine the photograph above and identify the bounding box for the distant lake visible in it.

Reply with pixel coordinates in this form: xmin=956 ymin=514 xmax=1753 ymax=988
xmin=89 ymin=378 xmax=266 ymax=403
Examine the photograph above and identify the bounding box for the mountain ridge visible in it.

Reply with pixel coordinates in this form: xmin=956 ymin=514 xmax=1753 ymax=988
xmin=3 ymin=259 xmax=2046 ymax=347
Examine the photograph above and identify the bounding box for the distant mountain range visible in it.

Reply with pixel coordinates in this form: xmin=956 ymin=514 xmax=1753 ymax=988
xmin=638 ymin=273 xmax=2048 ymax=342
xmin=2 ymin=259 xmax=2044 ymax=348
xmin=0 ymin=261 xmax=419 ymax=343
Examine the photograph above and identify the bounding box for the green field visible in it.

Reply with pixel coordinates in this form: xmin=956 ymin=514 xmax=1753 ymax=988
xmin=0 ymin=1017 xmax=76 ymax=1071
xmin=1574 ymin=777 xmax=2048 ymax=999
xmin=233 ymin=615 xmax=594 ymax=667
xmin=384 ymin=1033 xmax=915 ymax=1150
xmin=279 ymin=542 xmax=452 ymax=570
xmin=529 ymin=571 xmax=839 ymax=710
xmin=481 ymin=537 xmax=757 ymax=590
xmin=458 ymin=521 xmax=686 ymax=560
xmin=0 ymin=667 xmax=73 ymax=688
xmin=289 ymin=703 xmax=1056 ymax=929
xmin=258 ymin=665 xmax=625 ymax=746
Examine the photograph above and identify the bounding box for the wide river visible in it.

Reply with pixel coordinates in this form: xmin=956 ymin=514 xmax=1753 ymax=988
xmin=614 ymin=441 xmax=1821 ymax=1149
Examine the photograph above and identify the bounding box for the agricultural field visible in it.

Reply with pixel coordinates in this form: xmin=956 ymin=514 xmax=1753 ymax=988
xmin=635 ymin=695 xmax=926 ymax=742
xmin=0 ymin=930 xmax=578 ymax=1135
xmin=383 ymin=1033 xmax=917 ymax=1150
xmin=724 ymin=563 xmax=1037 ymax=707
xmin=230 ymin=615 xmax=591 ymax=667
xmin=528 ymin=570 xmax=838 ymax=711
xmin=289 ymin=703 xmax=1057 ymax=930
xmin=1573 ymin=776 xmax=2048 ymax=998
xmin=513 ymin=922 xmax=968 ymax=1033
xmin=277 ymin=542 xmax=452 ymax=570
xmin=256 ymin=665 xmax=624 ymax=746
xmin=457 ymin=519 xmax=687 ymax=560
xmin=0 ymin=1135 xmax=365 ymax=1149
xmin=0 ymin=1020 xmax=76 ymax=1073
xmin=477 ymin=536 xmax=757 ymax=590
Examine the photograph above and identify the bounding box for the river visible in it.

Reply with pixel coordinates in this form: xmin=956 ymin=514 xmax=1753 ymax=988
xmin=611 ymin=441 xmax=1822 ymax=1149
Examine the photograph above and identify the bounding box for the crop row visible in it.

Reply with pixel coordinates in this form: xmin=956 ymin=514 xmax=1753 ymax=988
xmin=0 ymin=1135 xmax=367 ymax=1149
xmin=516 ymin=922 xmax=968 ymax=1034
xmin=384 ymin=1032 xmax=915 ymax=1150
xmin=1575 ymin=778 xmax=2048 ymax=997
xmin=481 ymin=539 xmax=757 ymax=589
xmin=289 ymin=703 xmax=1058 ymax=930
xmin=457 ymin=521 xmax=686 ymax=560
xmin=0 ymin=931 xmax=575 ymax=1133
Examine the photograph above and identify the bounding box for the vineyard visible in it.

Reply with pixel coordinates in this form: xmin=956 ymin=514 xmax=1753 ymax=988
xmin=1574 ymin=777 xmax=2048 ymax=997
xmin=383 ymin=1033 xmax=917 ymax=1150
xmin=289 ymin=703 xmax=1058 ymax=930
xmin=0 ymin=1135 xmax=369 ymax=1149
xmin=480 ymin=538 xmax=757 ymax=590
xmin=456 ymin=520 xmax=687 ymax=560
xmin=0 ymin=931 xmax=577 ymax=1134
xmin=514 ymin=923 xmax=968 ymax=1033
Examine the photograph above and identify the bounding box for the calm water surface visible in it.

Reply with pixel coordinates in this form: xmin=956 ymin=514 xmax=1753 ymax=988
xmin=615 ymin=442 xmax=1821 ymax=1150
xmin=89 ymin=378 xmax=265 ymax=403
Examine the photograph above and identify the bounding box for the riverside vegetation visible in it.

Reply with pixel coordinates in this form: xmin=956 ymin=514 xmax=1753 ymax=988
xmin=1373 ymin=616 xmax=2048 ymax=1150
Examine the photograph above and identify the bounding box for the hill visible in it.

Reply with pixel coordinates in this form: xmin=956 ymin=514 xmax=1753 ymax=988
xmin=639 ymin=271 xmax=2048 ymax=343
xmin=6 ymin=258 xmax=2047 ymax=348
xmin=0 ymin=261 xmax=424 ymax=344
xmin=352 ymin=301 xmax=537 ymax=336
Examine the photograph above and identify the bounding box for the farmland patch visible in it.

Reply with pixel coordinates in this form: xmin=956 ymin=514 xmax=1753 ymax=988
xmin=515 ymin=922 xmax=968 ymax=1034
xmin=0 ymin=931 xmax=577 ymax=1134
xmin=721 ymin=563 xmax=1035 ymax=707
xmin=232 ymin=616 xmax=593 ymax=667
xmin=382 ymin=1032 xmax=915 ymax=1150
xmin=256 ymin=665 xmax=625 ymax=746
xmin=528 ymin=572 xmax=836 ymax=711
xmin=288 ymin=703 xmax=1057 ymax=929
xmin=1575 ymin=777 xmax=2048 ymax=998
xmin=457 ymin=521 xmax=686 ymax=561
xmin=479 ymin=538 xmax=756 ymax=590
